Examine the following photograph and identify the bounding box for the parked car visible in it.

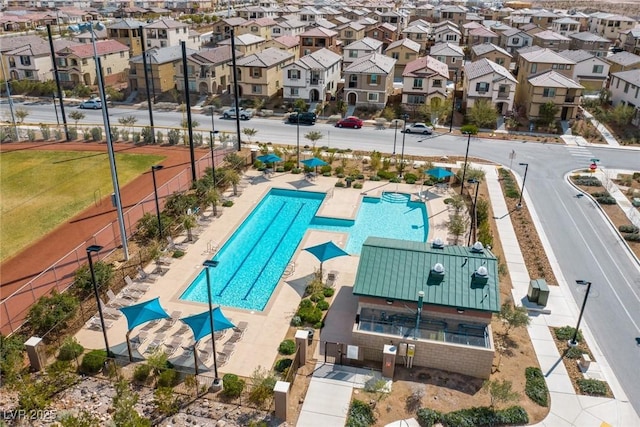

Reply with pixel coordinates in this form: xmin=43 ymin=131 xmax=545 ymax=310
xmin=287 ymin=112 xmax=316 ymax=125
xmin=403 ymin=122 xmax=434 ymax=134
xmin=78 ymin=99 xmax=102 ymax=109
xmin=335 ymin=116 xmax=363 ymax=129
xmin=222 ymin=107 xmax=252 ymax=120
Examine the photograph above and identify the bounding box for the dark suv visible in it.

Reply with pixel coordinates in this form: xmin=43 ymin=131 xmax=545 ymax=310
xmin=287 ymin=112 xmax=317 ymax=125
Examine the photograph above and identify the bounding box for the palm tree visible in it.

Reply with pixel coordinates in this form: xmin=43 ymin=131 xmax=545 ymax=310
xmin=204 ymin=187 xmax=220 ymax=217
xmin=182 ymin=213 xmax=197 ymax=242
xmin=223 ymin=169 xmax=241 ymax=196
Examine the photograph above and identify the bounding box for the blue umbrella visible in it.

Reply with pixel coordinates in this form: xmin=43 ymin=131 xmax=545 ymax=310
xmin=119 ymin=297 xmax=170 ymax=361
xmin=257 ymin=154 xmax=282 ymax=165
xmin=304 ymin=241 xmax=349 ymax=275
xmin=301 ymin=157 xmax=328 ymax=173
xmin=425 ymin=167 xmax=454 ymax=180
xmin=181 ymin=307 xmax=235 ymax=342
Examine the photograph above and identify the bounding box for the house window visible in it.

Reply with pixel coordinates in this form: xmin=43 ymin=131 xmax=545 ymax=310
xmin=20 ymin=56 xmax=31 ymax=66
xmin=496 ymin=58 xmax=505 ymax=66
xmin=251 ymin=26 xmax=258 ymax=32
xmin=391 ymin=52 xmax=399 ymax=59
xmin=288 ymin=69 xmax=300 ymax=79
xmin=373 ymin=31 xmax=379 ymax=37
xmin=290 ymin=88 xmax=299 ymax=96
xmin=512 ymin=37 xmax=520 ymax=44
xmin=437 ymin=56 xmax=445 ymax=63
xmin=592 ymin=64 xmax=604 ymax=73
xmin=251 ymin=68 xmax=261 ymax=78
xmin=413 ymin=78 xmax=423 ymax=88
xmin=476 ymin=82 xmax=490 ymax=92
xmin=566 ymin=65 xmax=571 ymax=70
xmin=552 ymin=64 xmax=558 ymax=69
xmin=624 ymin=83 xmax=630 ymax=93
xmin=405 ymin=53 xmax=412 ymax=60
xmin=415 ymin=34 xmax=422 ymax=40
xmin=106 ymin=67 xmax=112 ymax=74
xmin=452 ymin=57 xmax=457 ymax=63
xmin=531 ymin=63 xmax=537 ymax=73
xmin=407 ymin=94 xmax=425 ymax=104
xmin=120 ymin=52 xmax=125 ymax=58
xmin=346 ymin=31 xmax=353 ymax=37
xmin=368 ymin=92 xmax=379 ymax=102
xmin=446 ymin=34 xmax=456 ymax=41
xmin=273 ymin=28 xmax=281 ymax=34
xmin=349 ymin=50 xmax=358 ymax=58
xmin=370 ymin=74 xmax=379 ymax=85
xmin=25 ymin=70 xmax=33 ymax=78
xmin=433 ymin=79 xmax=442 ymax=88
xmin=252 ymin=85 xmax=262 ymax=94
xmin=543 ymin=87 xmax=556 ymax=97
xmin=82 ymin=59 xmax=88 ymax=66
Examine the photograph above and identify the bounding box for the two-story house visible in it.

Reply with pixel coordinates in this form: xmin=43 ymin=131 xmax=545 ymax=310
xmin=618 ymin=28 xmax=640 ymax=56
xmin=107 ymin=19 xmax=146 ymax=56
xmin=218 ymin=34 xmax=266 ymax=55
xmin=238 ymin=17 xmax=277 ymax=41
xmin=365 ymin=23 xmax=398 ymax=50
xmin=466 ymin=26 xmax=500 ymax=48
xmin=179 ymin=46 xmax=243 ymax=95
xmin=3 ymin=38 xmax=78 ymax=82
xmin=499 ymin=27 xmax=533 ymax=54
xmin=56 ymin=40 xmax=130 ymax=88
xmin=515 ymin=47 xmax=575 ymax=106
xmin=336 ymin=22 xmax=367 ymax=47
xmin=403 ymin=23 xmax=434 ymax=53
xmin=609 ymin=70 xmax=640 ymax=126
xmin=550 ymin=17 xmax=580 ymax=36
xmin=594 ymin=14 xmax=637 ymax=41
xmin=605 ymin=51 xmax=640 ymax=73
xmin=429 ymin=42 xmax=464 ymax=80
xmin=271 ymin=18 xmax=306 ymax=38
xmin=264 ymin=35 xmax=300 ymax=60
xmin=236 ymin=5 xmax=278 ymax=20
xmin=437 ymin=5 xmax=468 ymax=28
xmin=210 ymin=17 xmax=247 ymax=44
xmin=463 ymin=58 xmax=517 ymax=116
xmin=129 ymin=45 xmax=193 ymax=101
xmin=531 ymin=30 xmax=571 ymax=51
xmin=343 ymin=37 xmax=384 ymax=69
xmin=401 ymin=55 xmax=448 ymax=108
xmin=557 ymin=49 xmax=610 ymax=93
xmin=432 ymin=24 xmax=461 ymax=48
xmin=343 ymin=53 xmax=396 ymax=108
xmin=145 ymin=18 xmax=199 ymax=50
xmin=298 ymin=6 xmax=325 ymax=24
xmin=568 ymin=32 xmax=612 ymax=57
xmin=530 ymin=10 xmax=559 ymax=29
xmin=299 ymin=27 xmax=340 ymax=56
xmin=235 ymin=47 xmax=294 ymax=99
xmin=385 ymin=38 xmax=421 ymax=79
xmin=523 ymin=70 xmax=583 ymax=121
xmin=470 ymin=43 xmax=513 ymax=69
xmin=282 ymin=48 xmax=342 ymax=102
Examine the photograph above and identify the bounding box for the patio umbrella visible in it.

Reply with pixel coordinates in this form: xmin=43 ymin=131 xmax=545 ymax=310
xmin=119 ymin=297 xmax=170 ymax=361
xmin=303 ymin=241 xmax=349 ymax=276
xmin=257 ymin=153 xmax=282 ymax=165
xmin=181 ymin=307 xmax=235 ymax=375
xmin=425 ymin=167 xmax=454 ymax=180
xmin=301 ymin=157 xmax=328 ymax=173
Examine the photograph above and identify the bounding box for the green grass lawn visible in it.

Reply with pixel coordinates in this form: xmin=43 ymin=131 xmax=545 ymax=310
xmin=0 ymin=150 xmax=165 ymax=262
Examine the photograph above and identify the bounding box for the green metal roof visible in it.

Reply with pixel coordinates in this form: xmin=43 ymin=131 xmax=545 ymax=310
xmin=352 ymin=237 xmax=501 ymax=313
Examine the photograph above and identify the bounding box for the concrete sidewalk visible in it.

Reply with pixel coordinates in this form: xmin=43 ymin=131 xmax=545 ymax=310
xmin=481 ymin=164 xmax=639 ymax=426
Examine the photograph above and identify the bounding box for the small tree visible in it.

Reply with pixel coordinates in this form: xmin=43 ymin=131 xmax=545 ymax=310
xmin=609 ymin=104 xmax=634 ymax=126
xmin=538 ymin=102 xmax=559 ymax=127
xmin=482 ymin=379 xmax=519 ymax=407
xmin=118 ymin=115 xmax=138 ymax=138
xmin=242 ymin=127 xmax=258 ymax=142
xmin=253 ymin=97 xmax=265 ymax=112
xmin=69 ymin=111 xmax=85 ymax=129
xmin=112 ymin=380 xmax=151 ymax=427
xmin=15 ymin=107 xmax=29 ymax=124
xmin=499 ymin=301 xmax=530 ymax=336
xmin=304 ymin=130 xmax=323 ymax=148
xmin=466 ymin=99 xmax=498 ymax=129
xmin=73 ymin=261 xmax=114 ymax=297
xmin=26 ymin=290 xmax=79 ymax=336
xmin=224 ymin=152 xmax=245 ymax=172
xmin=447 ymin=213 xmax=467 ymax=244
xmin=223 ymin=169 xmax=241 ymax=195
xmin=181 ymin=213 xmax=197 ymax=242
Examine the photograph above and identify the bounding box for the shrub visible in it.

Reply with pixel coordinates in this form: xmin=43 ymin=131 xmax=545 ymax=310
xmin=309 ymin=293 xmax=325 ymax=302
xmin=290 ymin=315 xmax=302 ymax=326
xmin=157 ymin=369 xmax=178 ymax=388
xmin=133 ymin=364 xmax=151 ymax=383
xmin=313 ymin=321 xmax=324 ymax=329
xmin=291 ymin=167 xmax=302 ymax=174
xmin=619 ymin=225 xmax=639 ymax=234
xmin=222 ymin=200 xmax=234 ymax=207
xmin=574 ymin=176 xmax=602 ymax=186
xmin=297 ymin=304 xmax=323 ymax=324
xmin=57 ymin=337 xmax=84 ymax=361
xmin=156 ymin=131 xmax=163 ymax=144
xmin=274 ymin=358 xmax=293 ymax=373
xmin=624 ymin=233 xmax=640 ymax=242
xmin=577 ymin=378 xmax=608 ymax=396
xmin=320 ymin=165 xmax=332 ymax=174
xmin=524 ymin=367 xmax=548 ymax=407
xmin=595 ymin=196 xmax=616 ymax=205
xmin=81 ymin=350 xmax=107 ymax=375
xmin=172 ymin=249 xmax=185 ymax=258
xmin=353 ymin=182 xmax=363 ymax=189
xmin=167 ymin=129 xmax=181 ymax=145
xmin=404 ymin=173 xmax=418 ymax=182
xmin=27 ymin=129 xmax=36 ymax=142
xmin=68 ymin=127 xmax=78 ymax=140
xmin=299 ymin=299 xmax=313 ymax=309
xmin=346 ymin=399 xmax=375 ymax=427
xmin=278 ymin=339 xmax=296 ymax=355
xmin=369 ymin=175 xmax=381 ymax=181
xmin=317 ymin=300 xmax=329 ymax=311
xmin=141 ymin=126 xmax=154 ymax=144
xmin=565 ymin=346 xmax=585 ymax=359
xmin=555 ymin=326 xmax=582 ymax=342
xmin=377 ymin=170 xmax=396 ymax=180
xmin=91 ymin=127 xmax=102 ymax=141
xmin=416 ymin=408 xmax=444 ymax=426
xmin=248 ymin=368 xmax=276 ymax=407
xmin=40 ymin=125 xmax=51 ymax=140
xmin=27 ymin=290 xmax=79 ymax=337
xmin=222 ymin=373 xmax=245 ymax=398
xmin=323 ymin=287 xmax=335 ymax=297
xmin=335 ymin=181 xmax=346 ymax=187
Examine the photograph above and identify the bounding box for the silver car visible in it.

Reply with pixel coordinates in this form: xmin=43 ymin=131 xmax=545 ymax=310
xmin=403 ymin=122 xmax=434 ymax=134
xmin=79 ymin=99 xmax=102 ymax=109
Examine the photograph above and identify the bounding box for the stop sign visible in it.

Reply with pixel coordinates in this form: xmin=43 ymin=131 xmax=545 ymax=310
xmin=590 ymin=163 xmax=597 ymax=171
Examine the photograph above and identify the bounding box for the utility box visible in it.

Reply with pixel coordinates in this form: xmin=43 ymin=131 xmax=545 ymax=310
xmin=528 ymin=279 xmax=549 ymax=306
xmin=382 ymin=344 xmax=397 ymax=379
xmin=527 ymin=280 xmax=540 ymax=303
xmin=25 ymin=336 xmax=45 ymax=371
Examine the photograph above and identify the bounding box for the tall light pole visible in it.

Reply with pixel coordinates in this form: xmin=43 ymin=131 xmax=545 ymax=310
xmin=467 ymin=178 xmax=480 ymax=246
xmin=392 ymin=119 xmax=399 ymax=155
xmin=460 ymin=131 xmax=472 ymax=195
xmin=449 ymin=70 xmax=458 ymax=133
xmin=209 ymin=130 xmax=219 ymax=188
xmin=399 ymin=113 xmax=409 ymax=177
xmin=46 ymin=23 xmax=70 ymax=141
xmin=0 ymin=52 xmax=18 ymax=140
xmin=570 ymin=280 xmax=592 ymax=346
xmin=230 ymin=27 xmax=242 ymax=152
xmin=139 ymin=25 xmax=155 ymax=144
xmin=517 ymin=162 xmax=529 ymax=208
xmin=203 ymin=260 xmax=221 ymax=384
xmin=70 ymin=22 xmax=129 ymax=260
xmin=151 ymin=165 xmax=163 ymax=239
xmin=180 ymin=41 xmax=197 ymax=184
xmin=295 ymin=108 xmax=301 ymax=169
xmin=87 ymin=245 xmax=110 ymax=356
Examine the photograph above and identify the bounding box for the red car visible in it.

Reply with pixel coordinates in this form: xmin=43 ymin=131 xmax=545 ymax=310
xmin=335 ymin=116 xmax=363 ymax=129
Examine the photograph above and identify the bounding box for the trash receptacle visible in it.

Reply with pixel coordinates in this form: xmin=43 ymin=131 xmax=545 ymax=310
xmin=527 ymin=280 xmax=540 ymax=304
xmin=250 ymin=148 xmax=258 ymax=164
xmin=345 ymin=178 xmax=352 ymax=188
xmin=536 ymin=279 xmax=550 ymax=307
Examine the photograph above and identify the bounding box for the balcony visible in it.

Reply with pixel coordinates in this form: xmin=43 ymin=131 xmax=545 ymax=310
xmin=348 ymin=82 xmax=357 ymax=88
xmin=565 ymin=96 xmax=576 ymax=103
xmin=497 ymin=92 xmax=509 ymax=99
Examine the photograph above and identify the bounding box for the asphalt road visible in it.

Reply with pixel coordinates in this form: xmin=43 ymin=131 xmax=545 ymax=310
xmin=6 ymin=100 xmax=640 ymax=412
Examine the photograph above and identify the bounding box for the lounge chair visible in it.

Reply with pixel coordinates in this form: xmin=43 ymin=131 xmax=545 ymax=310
xmin=166 ymin=236 xmax=187 ymax=252
xmin=227 ymin=330 xmax=244 ymax=344
xmin=233 ymin=321 xmax=249 ymax=335
xmin=119 ymin=287 xmax=143 ymax=301
xmin=98 ymin=298 xmax=122 ymax=320
xmin=86 ymin=316 xmax=113 ymax=331
xmin=326 ymin=271 xmax=338 ymax=288
xmin=175 ymin=324 xmax=189 ymax=335
xmin=169 ymin=310 xmax=182 ymax=326
xmin=216 ymin=344 xmax=235 ymax=366
xmin=164 ymin=337 xmax=184 ymax=356
xmin=124 ymin=276 xmax=151 ymax=293
xmin=145 ymin=334 xmax=166 ymax=354
xmin=136 ymin=266 xmax=159 ymax=283
xmin=105 ymin=290 xmax=129 ymax=308
xmin=197 ymin=347 xmax=212 ymax=364
xmin=131 ymin=331 xmax=149 ymax=347
xmin=140 ymin=319 xmax=160 ymax=332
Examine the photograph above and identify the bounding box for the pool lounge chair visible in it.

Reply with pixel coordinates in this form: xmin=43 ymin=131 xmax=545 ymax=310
xmin=131 ymin=331 xmax=149 ymax=348
xmin=86 ymin=316 xmax=113 ymax=331
xmin=326 ymin=271 xmax=338 ymax=288
xmin=119 ymin=287 xmax=144 ymax=301
xmin=166 ymin=236 xmax=188 ymax=252
xmin=233 ymin=321 xmax=249 ymax=335
xmin=105 ymin=290 xmax=130 ymax=308
xmin=124 ymin=276 xmax=151 ymax=293
xmin=98 ymin=299 xmax=122 ymax=320
xmin=164 ymin=337 xmax=184 ymax=356
xmin=145 ymin=334 xmax=166 ymax=354
xmin=136 ymin=266 xmax=159 ymax=283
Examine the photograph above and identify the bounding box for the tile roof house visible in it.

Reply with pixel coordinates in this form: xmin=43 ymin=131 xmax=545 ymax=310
xmin=523 ymin=70 xmax=583 ymax=122
xmin=343 ymin=37 xmax=384 ymax=68
xmin=498 ymin=27 xmax=533 ymax=54
xmin=429 ymin=42 xmax=464 ymax=79
xmin=218 ymin=34 xmax=267 ymax=55
xmin=271 ymin=18 xmax=306 ymax=38
xmin=210 ymin=17 xmax=248 ymax=44
xmin=145 ymin=18 xmax=198 ymax=50
xmin=336 ymin=22 xmax=367 ymax=47
xmin=401 ymin=55 xmax=449 ymax=107
xmin=343 ymin=53 xmax=396 ymax=108
xmin=238 ymin=17 xmax=278 ymax=41
xmin=180 ymin=46 xmax=244 ymax=95
xmin=568 ymin=32 xmax=612 ymax=57
xmin=515 ymin=47 xmax=576 ymax=106
xmin=129 ymin=45 xmax=195 ymax=100
xmin=609 ymin=70 xmax=640 ymax=127
xmin=618 ymin=27 xmax=640 ymax=56
xmin=557 ymin=49 xmax=610 ymax=93
xmin=351 ymin=237 xmax=499 ymax=379
xmin=550 ymin=17 xmax=580 ymax=37
xmin=365 ymin=22 xmax=398 ymax=50
xmin=282 ymin=48 xmax=342 ymax=102
xmin=3 ymin=38 xmax=79 ymax=82
xmin=384 ymin=38 xmax=420 ymax=79
xmin=299 ymin=27 xmax=340 ymax=55
xmin=235 ymin=47 xmax=295 ymax=98
xmin=532 ymin=29 xmax=571 ymax=51
xmin=107 ymin=18 xmax=146 ymax=56
xmin=56 ymin=40 xmax=130 ymax=88
xmin=432 ymin=24 xmax=461 ymax=48
xmin=470 ymin=42 xmax=513 ymax=69
xmin=466 ymin=26 xmax=499 ymax=48
xmin=604 ymin=51 xmax=640 ymax=73
xmin=463 ymin=58 xmax=518 ymax=116
xmin=264 ymin=35 xmax=300 ymax=60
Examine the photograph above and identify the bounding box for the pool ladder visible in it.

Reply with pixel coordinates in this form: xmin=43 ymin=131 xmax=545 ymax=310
xmin=283 ymin=262 xmax=296 ymax=277
xmin=206 ymin=240 xmax=218 ymax=254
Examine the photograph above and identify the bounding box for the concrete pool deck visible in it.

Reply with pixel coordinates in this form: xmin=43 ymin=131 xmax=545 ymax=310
xmin=75 ymin=169 xmax=456 ymax=378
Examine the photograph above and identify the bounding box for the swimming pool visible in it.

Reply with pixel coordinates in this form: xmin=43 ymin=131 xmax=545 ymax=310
xmin=180 ymin=189 xmax=428 ymax=311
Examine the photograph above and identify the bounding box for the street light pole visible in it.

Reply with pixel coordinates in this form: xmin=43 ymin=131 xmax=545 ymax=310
xmin=46 ymin=23 xmax=70 ymax=141
xmin=209 ymin=130 xmax=219 ymax=188
xmin=449 ymin=70 xmax=457 ymax=133
xmin=139 ymin=25 xmax=155 ymax=144
xmin=180 ymin=41 xmax=196 ymax=184
xmin=87 ymin=245 xmax=110 ymax=356
xmin=203 ymin=260 xmax=220 ymax=383
xmin=517 ymin=162 xmax=529 ymax=208
xmin=467 ymin=179 xmax=480 ymax=246
xmin=392 ymin=119 xmax=398 ymax=155
xmin=296 ymin=109 xmax=301 ymax=169
xmin=400 ymin=114 xmax=409 ymax=177
xmin=460 ymin=131 xmax=472 ymax=195
xmin=570 ymin=280 xmax=592 ymax=346
xmin=151 ymin=165 xmax=163 ymax=239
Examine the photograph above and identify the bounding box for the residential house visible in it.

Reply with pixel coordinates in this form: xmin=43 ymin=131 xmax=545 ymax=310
xmin=337 ymin=22 xmax=367 ymax=46
xmin=298 ymin=6 xmax=325 ymax=23
xmin=107 ymin=19 xmax=146 ymax=56
xmin=594 ymin=14 xmax=637 ymax=41
xmin=432 ymin=24 xmax=461 ymax=48
xmin=461 ymin=21 xmax=484 ymax=44
xmin=238 ymin=17 xmax=277 ymax=41
xmin=532 ymin=30 xmax=571 ymax=51
xmin=550 ymin=17 xmax=580 ymax=36
xmin=235 ymin=47 xmax=294 ymax=98
xmin=129 ymin=45 xmax=193 ymax=101
xmin=404 ymin=23 xmax=434 ymax=52
xmin=466 ymin=26 xmax=500 ymax=48
xmin=470 ymin=43 xmax=513 ymax=69
xmin=365 ymin=23 xmax=398 ymax=50
xmin=299 ymin=27 xmax=340 ymax=56
xmin=218 ymin=34 xmax=266 ymax=55
xmin=178 ymin=46 xmax=243 ymax=95
xmin=522 ymin=23 xmax=544 ymax=36
xmin=56 ymin=40 xmax=130 ymax=88
xmin=343 ymin=53 xmax=396 ymax=107
xmin=505 ymin=14 xmax=532 ymax=29
xmin=530 ymin=10 xmax=559 ymax=29
xmin=604 ymin=51 xmax=640 ymax=73
xmin=282 ymin=48 xmax=342 ymax=102
xmin=264 ymin=35 xmax=300 ymax=60
xmin=351 ymin=237 xmax=499 ymax=379
xmin=271 ymin=19 xmax=306 ymax=38
xmin=0 ymin=35 xmax=60 ymax=81
xmin=568 ymin=11 xmax=590 ymax=32
xmin=568 ymin=32 xmax=612 ymax=57
xmin=145 ymin=18 xmax=199 ymax=50
xmin=3 ymin=38 xmax=78 ymax=82
xmin=343 ymin=37 xmax=384 ymax=69
xmin=515 ymin=47 xmax=575 ymax=105
xmin=499 ymin=27 xmax=533 ymax=54
xmin=618 ymin=27 xmax=640 ymax=55
xmin=236 ymin=5 xmax=278 ymax=20
xmin=464 ymin=58 xmax=518 ymax=116
xmin=385 ymin=38 xmax=421 ymax=79
xmin=376 ymin=10 xmax=404 ymax=27
xmin=401 ymin=55 xmax=449 ymax=109
xmin=210 ymin=17 xmax=247 ymax=44
xmin=609 ymin=70 xmax=640 ymax=126
xmin=437 ymin=5 xmax=468 ymax=28
xmin=523 ymin=71 xmax=583 ymax=121
xmin=429 ymin=42 xmax=464 ymax=80
xmin=557 ymin=49 xmax=610 ymax=92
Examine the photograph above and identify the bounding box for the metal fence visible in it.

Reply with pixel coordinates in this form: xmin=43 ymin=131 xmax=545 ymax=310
xmin=0 ymin=146 xmax=237 ymax=335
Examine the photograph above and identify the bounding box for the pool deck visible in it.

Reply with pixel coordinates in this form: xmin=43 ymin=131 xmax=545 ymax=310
xmin=75 ymin=170 xmax=456 ymax=378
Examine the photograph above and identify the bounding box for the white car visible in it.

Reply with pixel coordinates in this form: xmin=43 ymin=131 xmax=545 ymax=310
xmin=78 ymin=99 xmax=102 ymax=109
xmin=222 ymin=107 xmax=252 ymax=120
xmin=403 ymin=122 xmax=434 ymax=134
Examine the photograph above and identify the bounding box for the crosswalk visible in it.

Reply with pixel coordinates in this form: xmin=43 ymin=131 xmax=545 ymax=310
xmin=565 ymin=146 xmax=602 ymax=167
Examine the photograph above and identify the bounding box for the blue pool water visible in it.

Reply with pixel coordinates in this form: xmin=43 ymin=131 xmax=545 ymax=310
xmin=180 ymin=189 xmax=428 ymax=311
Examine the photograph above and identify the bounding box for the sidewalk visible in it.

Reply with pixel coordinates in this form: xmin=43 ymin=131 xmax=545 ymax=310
xmin=481 ymin=164 xmax=639 ymax=426
xmin=580 ymin=109 xmax=621 ymax=147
